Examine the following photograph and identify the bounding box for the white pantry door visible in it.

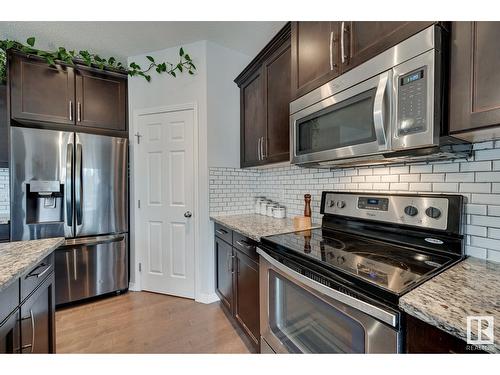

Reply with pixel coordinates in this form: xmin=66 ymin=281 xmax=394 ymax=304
xmin=137 ymin=108 xmax=195 ymax=298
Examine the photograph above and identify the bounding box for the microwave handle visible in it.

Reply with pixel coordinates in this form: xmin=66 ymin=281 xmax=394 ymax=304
xmin=373 ymin=71 xmax=390 ymax=149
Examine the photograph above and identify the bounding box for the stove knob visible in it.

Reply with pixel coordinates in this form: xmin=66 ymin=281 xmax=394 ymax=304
xmin=404 ymin=205 xmax=419 ymax=217
xmin=425 ymin=206 xmax=442 ymax=219
xmin=337 ymin=256 xmax=345 ymax=264
xmin=329 ymin=200 xmax=335 ymax=207
xmin=336 ymin=200 xmax=346 ymax=209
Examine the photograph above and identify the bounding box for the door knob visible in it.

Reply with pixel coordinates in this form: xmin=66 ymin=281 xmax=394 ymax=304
xmin=184 ymin=211 xmax=192 ymax=218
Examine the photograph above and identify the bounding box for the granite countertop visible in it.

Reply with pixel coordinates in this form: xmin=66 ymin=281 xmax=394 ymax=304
xmin=0 ymin=237 xmax=65 ymax=292
xmin=400 ymin=257 xmax=500 ymax=353
xmin=210 ymin=213 xmax=319 ymax=241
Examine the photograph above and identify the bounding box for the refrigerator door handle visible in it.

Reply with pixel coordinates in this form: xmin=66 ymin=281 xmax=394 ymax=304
xmin=75 ymin=143 xmax=83 ymax=227
xmin=65 ymin=142 xmax=73 ymax=228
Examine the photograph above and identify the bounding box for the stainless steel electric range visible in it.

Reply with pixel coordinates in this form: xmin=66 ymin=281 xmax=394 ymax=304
xmin=258 ymin=191 xmax=465 ymax=354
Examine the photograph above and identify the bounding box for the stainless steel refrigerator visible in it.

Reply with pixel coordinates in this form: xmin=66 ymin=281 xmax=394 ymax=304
xmin=11 ymin=126 xmax=128 ymax=305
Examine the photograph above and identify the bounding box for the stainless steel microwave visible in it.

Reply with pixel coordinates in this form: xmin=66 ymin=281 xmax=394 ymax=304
xmin=290 ymin=25 xmax=471 ymax=168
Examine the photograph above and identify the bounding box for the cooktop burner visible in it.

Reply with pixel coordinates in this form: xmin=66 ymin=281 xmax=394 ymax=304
xmin=261 ymin=228 xmax=455 ymax=295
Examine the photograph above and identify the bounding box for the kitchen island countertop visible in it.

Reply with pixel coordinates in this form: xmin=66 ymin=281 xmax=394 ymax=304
xmin=399 ymin=256 xmax=500 ymax=353
xmin=210 ymin=213 xmax=319 ymax=241
xmin=0 ymin=237 xmax=64 ymax=292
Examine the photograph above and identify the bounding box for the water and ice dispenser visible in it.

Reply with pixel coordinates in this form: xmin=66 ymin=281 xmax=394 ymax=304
xmin=25 ymin=180 xmax=64 ymax=224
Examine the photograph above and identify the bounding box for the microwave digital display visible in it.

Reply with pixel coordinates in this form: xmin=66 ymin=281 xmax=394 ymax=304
xmin=401 ymin=70 xmax=424 ymax=86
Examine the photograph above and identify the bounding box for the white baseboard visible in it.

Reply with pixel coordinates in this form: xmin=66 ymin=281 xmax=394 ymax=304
xmin=195 ymin=292 xmax=219 ymax=304
xmin=128 ymin=282 xmax=141 ymax=292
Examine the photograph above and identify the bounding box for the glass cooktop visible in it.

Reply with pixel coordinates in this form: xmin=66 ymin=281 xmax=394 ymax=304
xmin=261 ymin=228 xmax=455 ymax=294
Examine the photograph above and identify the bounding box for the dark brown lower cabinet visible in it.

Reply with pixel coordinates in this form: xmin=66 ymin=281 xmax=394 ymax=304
xmin=20 ymin=272 xmax=56 ymax=354
xmin=405 ymin=314 xmax=487 ymax=353
xmin=215 ymin=236 xmax=233 ymax=311
xmin=233 ymin=249 xmax=260 ymax=347
xmin=0 ymin=310 xmax=20 ymax=353
xmin=214 ymin=225 xmax=260 ymax=352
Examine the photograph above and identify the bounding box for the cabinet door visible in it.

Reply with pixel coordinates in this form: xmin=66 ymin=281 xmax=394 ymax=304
xmin=10 ymin=54 xmax=75 ymax=125
xmin=75 ymin=69 xmax=127 ymax=131
xmin=240 ymin=69 xmax=266 ymax=167
xmin=233 ymin=249 xmax=260 ymax=347
xmin=263 ymin=40 xmax=291 ymax=164
xmin=0 ymin=84 xmax=7 ymax=168
xmin=20 ymin=272 xmax=55 ymax=354
xmin=0 ymin=310 xmax=20 ymax=354
xmin=215 ymin=237 xmax=233 ymax=311
xmin=449 ymin=22 xmax=500 ymax=138
xmin=342 ymin=21 xmax=434 ymax=73
xmin=291 ymin=21 xmax=340 ymax=99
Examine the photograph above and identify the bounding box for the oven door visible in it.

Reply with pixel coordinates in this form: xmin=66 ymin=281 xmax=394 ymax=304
xmin=258 ymin=249 xmax=400 ymax=354
xmin=290 ymin=71 xmax=392 ymax=165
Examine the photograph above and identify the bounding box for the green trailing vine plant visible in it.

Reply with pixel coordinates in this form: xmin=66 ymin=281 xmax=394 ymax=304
xmin=0 ymin=37 xmax=196 ymax=84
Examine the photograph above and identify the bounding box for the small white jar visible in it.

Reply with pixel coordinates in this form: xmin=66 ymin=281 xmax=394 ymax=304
xmin=255 ymin=197 xmax=266 ymax=214
xmin=260 ymin=200 xmax=270 ymax=215
xmin=266 ymin=203 xmax=278 ymax=217
xmin=272 ymin=205 xmax=286 ymax=219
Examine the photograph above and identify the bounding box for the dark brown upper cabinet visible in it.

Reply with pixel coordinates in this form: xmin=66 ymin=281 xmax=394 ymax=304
xmin=75 ymin=69 xmax=127 ymax=131
xmin=235 ymin=23 xmax=291 ymax=168
xmin=10 ymin=53 xmax=75 ymax=126
xmin=0 ymin=84 xmax=8 ymax=168
xmin=291 ymin=21 xmax=433 ymax=99
xmin=342 ymin=22 xmax=434 ymax=74
xmin=9 ymin=52 xmax=128 ymax=133
xmin=263 ymin=39 xmax=291 ymax=164
xmin=449 ymin=22 xmax=500 ymax=142
xmin=240 ymin=69 xmax=266 ymax=167
xmin=291 ymin=22 xmax=340 ymax=100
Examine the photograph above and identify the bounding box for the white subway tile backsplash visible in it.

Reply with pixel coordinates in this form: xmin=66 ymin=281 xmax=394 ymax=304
xmin=209 ymin=141 xmax=500 ymax=260
xmin=0 ymin=168 xmax=9 ymax=220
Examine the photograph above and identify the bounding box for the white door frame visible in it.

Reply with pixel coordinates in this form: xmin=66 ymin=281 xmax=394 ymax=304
xmin=130 ymin=102 xmax=200 ymax=300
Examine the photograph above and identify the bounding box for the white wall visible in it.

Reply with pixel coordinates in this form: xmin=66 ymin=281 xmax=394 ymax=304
xmin=206 ymin=41 xmax=250 ymax=168
xmin=128 ymin=40 xmax=249 ymax=302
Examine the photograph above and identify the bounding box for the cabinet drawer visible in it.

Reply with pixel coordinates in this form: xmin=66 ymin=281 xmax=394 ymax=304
xmin=20 ymin=253 xmax=54 ymax=302
xmin=215 ymin=223 xmax=232 ymax=244
xmin=0 ymin=280 xmax=19 ymax=325
xmin=233 ymin=232 xmax=259 ymax=262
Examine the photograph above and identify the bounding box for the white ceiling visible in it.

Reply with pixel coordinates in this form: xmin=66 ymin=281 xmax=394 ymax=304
xmin=0 ymin=21 xmax=286 ymax=63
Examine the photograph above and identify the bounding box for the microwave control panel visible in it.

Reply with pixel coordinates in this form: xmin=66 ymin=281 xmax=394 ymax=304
xmin=397 ymin=67 xmax=427 ymax=136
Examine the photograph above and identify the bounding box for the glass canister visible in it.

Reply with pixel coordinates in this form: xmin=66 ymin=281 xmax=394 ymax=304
xmin=259 ymin=199 xmax=270 ymax=215
xmin=255 ymin=197 xmax=266 ymax=214
xmin=266 ymin=202 xmax=278 ymax=217
xmin=272 ymin=205 xmax=286 ymax=219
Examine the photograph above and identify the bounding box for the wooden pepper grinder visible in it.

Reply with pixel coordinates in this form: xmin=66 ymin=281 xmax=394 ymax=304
xmin=304 ymin=194 xmax=312 ymax=217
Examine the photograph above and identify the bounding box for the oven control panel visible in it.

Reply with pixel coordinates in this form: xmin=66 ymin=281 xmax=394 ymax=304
xmin=322 ymin=192 xmax=450 ymax=231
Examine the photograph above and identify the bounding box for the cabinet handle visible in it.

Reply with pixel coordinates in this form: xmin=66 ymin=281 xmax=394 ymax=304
xmin=330 ymin=31 xmax=334 ymax=70
xmin=69 ymin=100 xmax=73 ymax=121
xmin=21 ymin=310 xmax=35 ymax=353
xmin=216 ymin=228 xmax=228 ymax=235
xmin=341 ymin=22 xmax=345 ymax=64
xmin=257 ymin=137 xmax=262 ymax=161
xmin=236 ymin=240 xmax=254 ymax=250
xmin=260 ymin=137 xmax=266 ymax=160
xmin=231 ymin=254 xmax=236 ymax=274
xmin=25 ymin=263 xmax=52 ymax=279
xmin=30 ymin=309 xmax=35 ymax=353
xmin=263 ymin=137 xmax=267 ymax=159
xmin=77 ymin=102 xmax=82 ymax=122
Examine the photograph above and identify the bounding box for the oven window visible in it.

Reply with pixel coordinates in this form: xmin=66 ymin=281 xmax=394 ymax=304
xmin=296 ymin=88 xmax=377 ymax=155
xmin=268 ymin=270 xmax=365 ymax=353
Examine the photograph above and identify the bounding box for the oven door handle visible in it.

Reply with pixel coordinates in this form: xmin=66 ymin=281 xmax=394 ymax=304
xmin=257 ymin=248 xmax=398 ymax=328
xmin=373 ymin=71 xmax=391 ymax=150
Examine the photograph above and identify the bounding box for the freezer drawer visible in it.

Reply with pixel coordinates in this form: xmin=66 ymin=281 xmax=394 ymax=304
xmin=55 ymin=234 xmax=128 ymax=305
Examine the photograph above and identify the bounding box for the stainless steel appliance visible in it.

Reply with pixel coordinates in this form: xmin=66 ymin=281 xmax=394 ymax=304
xmin=290 ymin=25 xmax=471 ymax=168
xmin=10 ymin=127 xmax=128 ymax=305
xmin=258 ymin=192 xmax=464 ymax=353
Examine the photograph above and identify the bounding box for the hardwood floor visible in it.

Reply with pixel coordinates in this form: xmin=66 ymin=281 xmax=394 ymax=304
xmin=55 ymin=291 xmax=251 ymax=354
